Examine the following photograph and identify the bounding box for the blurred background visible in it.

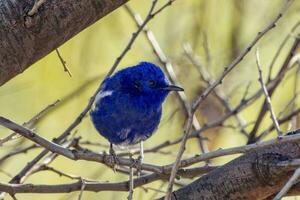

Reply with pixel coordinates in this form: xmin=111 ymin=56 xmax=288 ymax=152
xmin=1 ymin=0 xmax=300 ymax=199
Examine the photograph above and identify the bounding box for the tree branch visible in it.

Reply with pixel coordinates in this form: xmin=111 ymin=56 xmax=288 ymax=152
xmin=0 ymin=0 xmax=128 ymax=86
xmin=160 ymin=130 xmax=300 ymax=199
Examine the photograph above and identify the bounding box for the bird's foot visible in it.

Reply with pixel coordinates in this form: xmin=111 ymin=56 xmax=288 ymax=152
xmin=103 ymin=148 xmax=119 ymax=172
xmin=110 ymin=148 xmax=120 ymax=172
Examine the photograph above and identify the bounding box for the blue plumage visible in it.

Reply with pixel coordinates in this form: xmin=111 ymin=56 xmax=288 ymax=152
xmin=90 ymin=61 xmax=183 ymax=146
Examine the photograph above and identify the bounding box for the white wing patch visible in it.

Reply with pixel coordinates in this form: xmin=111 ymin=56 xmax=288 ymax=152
xmin=92 ymin=90 xmax=113 ymax=112
xmin=95 ymin=90 xmax=113 ymax=103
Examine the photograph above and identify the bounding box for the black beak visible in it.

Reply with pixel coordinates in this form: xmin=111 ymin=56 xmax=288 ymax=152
xmin=162 ymin=85 xmax=184 ymax=91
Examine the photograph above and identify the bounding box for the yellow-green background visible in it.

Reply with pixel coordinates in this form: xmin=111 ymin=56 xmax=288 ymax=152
xmin=1 ymin=0 xmax=300 ymax=199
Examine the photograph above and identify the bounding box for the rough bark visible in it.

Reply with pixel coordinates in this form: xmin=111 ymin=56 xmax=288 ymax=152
xmin=160 ymin=130 xmax=300 ymax=200
xmin=0 ymin=0 xmax=128 ymax=86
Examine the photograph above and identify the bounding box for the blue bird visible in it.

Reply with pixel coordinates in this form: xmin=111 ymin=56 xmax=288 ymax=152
xmin=90 ymin=61 xmax=183 ymax=161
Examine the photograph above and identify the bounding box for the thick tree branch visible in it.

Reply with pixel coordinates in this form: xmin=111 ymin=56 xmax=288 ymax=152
xmin=0 ymin=0 xmax=128 ymax=86
xmin=161 ymin=130 xmax=300 ymax=200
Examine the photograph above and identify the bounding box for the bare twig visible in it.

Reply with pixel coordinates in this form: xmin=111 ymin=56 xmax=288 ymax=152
xmin=273 ymin=167 xmax=300 ymax=199
xmin=164 ymin=111 xmax=193 ymax=200
xmin=55 ymin=48 xmax=72 ymax=77
xmin=39 ymin=166 xmax=96 ymax=182
xmin=78 ymin=178 xmax=86 ymax=200
xmin=256 ymin=48 xmax=282 ymax=136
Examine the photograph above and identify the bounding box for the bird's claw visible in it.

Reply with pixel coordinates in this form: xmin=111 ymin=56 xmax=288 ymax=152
xmin=110 ymin=149 xmax=120 ymax=172
xmin=103 ymin=149 xmax=119 ymax=172
xmin=135 ymin=155 xmax=143 ymax=176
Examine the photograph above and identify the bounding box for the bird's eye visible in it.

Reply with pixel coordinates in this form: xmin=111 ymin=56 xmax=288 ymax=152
xmin=148 ymin=80 xmax=156 ymax=87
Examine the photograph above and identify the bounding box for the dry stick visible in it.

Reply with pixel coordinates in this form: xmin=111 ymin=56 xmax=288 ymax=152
xmin=164 ymin=112 xmax=193 ymax=200
xmin=55 ymin=48 xmax=72 ymax=77
xmin=183 ymin=43 xmax=249 ymax=137
xmin=124 ymin=5 xmax=209 ymax=154
xmin=78 ymin=178 xmax=86 ymax=200
xmin=7 ymin=0 xmax=173 ymax=187
xmin=164 ymin=1 xmax=293 ymax=199
xmin=273 ymin=167 xmax=300 ymax=199
xmin=256 ymin=49 xmax=282 ymax=136
xmin=0 ymin=100 xmax=60 ymax=146
xmin=27 ymin=0 xmax=47 ymax=16
xmin=256 ymin=65 xmax=300 ymax=141
xmin=247 ymin=32 xmax=300 ymax=144
xmin=40 ymin=166 xmax=96 ymax=182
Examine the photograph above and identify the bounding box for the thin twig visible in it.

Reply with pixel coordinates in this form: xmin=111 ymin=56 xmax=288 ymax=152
xmin=256 ymin=48 xmax=282 ymax=136
xmin=273 ymin=167 xmax=300 ymax=199
xmin=78 ymin=178 xmax=86 ymax=200
xmin=39 ymin=166 xmax=96 ymax=182
xmin=55 ymin=48 xmax=72 ymax=77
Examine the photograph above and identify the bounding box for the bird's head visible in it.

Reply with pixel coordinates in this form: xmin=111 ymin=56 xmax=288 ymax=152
xmin=116 ymin=62 xmax=184 ymax=103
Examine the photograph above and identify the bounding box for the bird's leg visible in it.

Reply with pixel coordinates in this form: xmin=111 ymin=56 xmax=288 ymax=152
xmin=136 ymin=141 xmax=144 ymax=176
xmin=109 ymin=143 xmax=119 ymax=171
xmin=139 ymin=141 xmax=144 ymax=163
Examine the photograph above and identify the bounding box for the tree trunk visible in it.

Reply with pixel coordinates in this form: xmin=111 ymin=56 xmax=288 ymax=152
xmin=159 ymin=130 xmax=300 ymax=199
xmin=0 ymin=0 xmax=128 ymax=86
